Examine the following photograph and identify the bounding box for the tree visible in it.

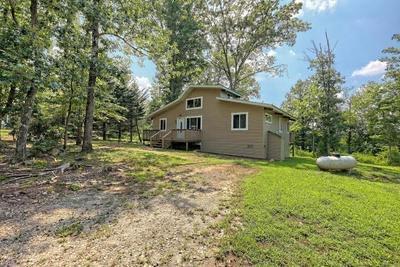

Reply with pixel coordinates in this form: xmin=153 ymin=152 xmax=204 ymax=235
xmin=6 ymin=0 xmax=56 ymax=161
xmin=80 ymin=0 xmax=164 ymax=152
xmin=200 ymin=0 xmax=309 ymax=97
xmin=307 ymin=33 xmax=344 ymax=155
xmin=155 ymin=0 xmax=208 ymax=103
xmin=53 ymin=5 xmax=89 ymax=150
xmin=282 ymin=79 xmax=319 ymax=152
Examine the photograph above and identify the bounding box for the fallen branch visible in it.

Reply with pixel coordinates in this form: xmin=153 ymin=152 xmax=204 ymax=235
xmin=0 ymin=162 xmax=72 ymax=185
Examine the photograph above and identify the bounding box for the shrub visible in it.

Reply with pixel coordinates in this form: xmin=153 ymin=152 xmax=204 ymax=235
xmin=295 ymin=148 xmax=315 ymax=158
xmin=378 ymin=147 xmax=400 ymax=166
xmin=352 ymin=152 xmax=385 ymax=165
xmin=353 ymin=147 xmax=400 ymax=166
xmin=31 ymin=139 xmax=60 ymax=155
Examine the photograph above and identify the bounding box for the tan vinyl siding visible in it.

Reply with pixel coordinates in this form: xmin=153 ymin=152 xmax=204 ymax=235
xmin=267 ymin=132 xmax=282 ymax=160
xmin=264 ymin=111 xmax=290 ymax=159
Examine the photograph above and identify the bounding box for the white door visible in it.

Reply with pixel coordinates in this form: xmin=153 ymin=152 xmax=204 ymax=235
xmin=176 ymin=117 xmax=185 ymax=140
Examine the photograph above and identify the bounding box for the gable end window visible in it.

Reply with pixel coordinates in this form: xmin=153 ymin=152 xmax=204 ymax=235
xmin=231 ymin=112 xmax=248 ymax=130
xmin=186 ymin=97 xmax=202 ymax=110
xmin=160 ymin=118 xmax=167 ymax=131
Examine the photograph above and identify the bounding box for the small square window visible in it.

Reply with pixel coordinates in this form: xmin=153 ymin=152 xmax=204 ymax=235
xmin=232 ymin=112 xmax=248 ymax=130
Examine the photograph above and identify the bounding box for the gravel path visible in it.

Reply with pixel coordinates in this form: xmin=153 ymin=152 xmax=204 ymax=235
xmin=1 ymin=163 xmax=252 ymax=266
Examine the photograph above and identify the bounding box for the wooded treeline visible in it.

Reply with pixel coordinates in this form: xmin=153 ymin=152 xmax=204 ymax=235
xmin=282 ymin=34 xmax=400 ymax=165
xmin=0 ymin=0 xmax=308 ymax=161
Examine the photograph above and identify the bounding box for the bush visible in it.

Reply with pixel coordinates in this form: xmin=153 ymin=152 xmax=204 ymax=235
xmin=353 ymin=147 xmax=400 ymax=166
xmin=295 ymin=148 xmax=315 ymax=158
xmin=352 ymin=152 xmax=385 ymax=165
xmin=31 ymin=139 xmax=60 ymax=155
xmin=378 ymin=147 xmax=400 ymax=166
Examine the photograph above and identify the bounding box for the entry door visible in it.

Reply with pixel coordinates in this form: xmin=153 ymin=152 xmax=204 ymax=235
xmin=176 ymin=117 xmax=185 ymax=140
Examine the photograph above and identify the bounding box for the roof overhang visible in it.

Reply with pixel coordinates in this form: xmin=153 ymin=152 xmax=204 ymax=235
xmin=147 ymin=85 xmax=241 ymax=119
xmin=216 ymin=97 xmax=296 ymax=120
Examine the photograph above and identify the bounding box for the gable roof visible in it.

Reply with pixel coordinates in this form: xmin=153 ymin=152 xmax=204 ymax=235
xmin=216 ymin=97 xmax=296 ymax=120
xmin=147 ymin=84 xmax=295 ymax=121
xmin=148 ymin=85 xmax=240 ymax=118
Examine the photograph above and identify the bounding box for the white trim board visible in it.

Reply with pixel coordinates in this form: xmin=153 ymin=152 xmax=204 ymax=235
xmin=231 ymin=112 xmax=248 ymax=131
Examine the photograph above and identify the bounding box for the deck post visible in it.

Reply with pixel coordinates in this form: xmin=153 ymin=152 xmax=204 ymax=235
xmin=185 ymin=142 xmax=188 ymax=151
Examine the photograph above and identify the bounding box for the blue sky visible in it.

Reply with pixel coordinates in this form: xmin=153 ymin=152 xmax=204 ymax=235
xmin=131 ymin=0 xmax=400 ymax=106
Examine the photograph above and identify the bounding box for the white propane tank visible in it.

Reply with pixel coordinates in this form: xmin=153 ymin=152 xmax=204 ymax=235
xmin=316 ymin=155 xmax=357 ymax=171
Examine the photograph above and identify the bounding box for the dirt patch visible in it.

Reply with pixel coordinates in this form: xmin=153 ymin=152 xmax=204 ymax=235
xmin=0 ymin=161 xmax=253 ymax=266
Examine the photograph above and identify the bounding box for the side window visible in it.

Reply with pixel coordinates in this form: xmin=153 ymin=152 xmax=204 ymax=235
xmin=186 ymin=97 xmax=202 ymax=110
xmin=231 ymin=112 xmax=248 ymax=130
xmin=160 ymin=118 xmax=167 ymax=130
xmin=265 ymin=114 xmax=272 ymax=124
xmin=279 ymin=118 xmax=284 ymax=132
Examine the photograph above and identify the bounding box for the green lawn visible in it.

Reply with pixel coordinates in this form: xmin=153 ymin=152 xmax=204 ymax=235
xmin=2 ymin=139 xmax=400 ymax=265
xmin=222 ymin=157 xmax=400 ymax=265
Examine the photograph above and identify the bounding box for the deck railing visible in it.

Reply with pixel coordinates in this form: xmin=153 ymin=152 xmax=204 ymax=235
xmin=143 ymin=129 xmax=202 ymax=142
xmin=167 ymin=129 xmax=202 ymax=142
xmin=143 ymin=129 xmax=160 ymax=141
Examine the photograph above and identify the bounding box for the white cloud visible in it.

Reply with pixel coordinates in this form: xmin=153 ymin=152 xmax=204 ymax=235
xmin=296 ymin=0 xmax=338 ymax=12
xmin=289 ymin=50 xmax=296 ymax=56
xmin=133 ymin=76 xmax=152 ymax=90
xmin=351 ymin=60 xmax=387 ymax=77
xmin=267 ymin=50 xmax=277 ymax=57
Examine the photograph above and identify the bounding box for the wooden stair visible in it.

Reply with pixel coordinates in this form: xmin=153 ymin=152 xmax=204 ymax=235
xmin=151 ymin=140 xmax=162 ymax=148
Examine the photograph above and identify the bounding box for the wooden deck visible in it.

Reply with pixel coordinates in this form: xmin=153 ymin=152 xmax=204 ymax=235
xmin=143 ymin=129 xmax=202 ymax=149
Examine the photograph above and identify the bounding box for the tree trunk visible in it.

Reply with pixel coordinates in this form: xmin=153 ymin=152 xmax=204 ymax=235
xmin=74 ymin=106 xmax=82 ymax=145
xmin=102 ymin=122 xmax=107 ymax=140
xmin=63 ymin=82 xmax=74 ymax=150
xmin=76 ymin=121 xmax=83 ymax=145
xmin=312 ymin=132 xmax=315 ymax=156
xmin=347 ymin=128 xmax=352 ymax=154
xmin=15 ymin=85 xmax=36 ymax=160
xmin=135 ymin=117 xmax=142 ymax=143
xmin=129 ymin=119 xmax=133 ymax=142
xmin=82 ymin=7 xmax=99 ymax=152
xmin=118 ymin=123 xmax=122 ymax=143
xmin=15 ymin=0 xmax=37 ymax=161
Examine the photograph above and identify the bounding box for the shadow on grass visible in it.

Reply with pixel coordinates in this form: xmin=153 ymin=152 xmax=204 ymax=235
xmin=239 ymin=155 xmax=400 ymax=185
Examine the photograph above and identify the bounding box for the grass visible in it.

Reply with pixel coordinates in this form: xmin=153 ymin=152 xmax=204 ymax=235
xmin=55 ymin=222 xmax=84 ymax=238
xmin=3 ymin=138 xmax=400 ymax=264
xmin=222 ymin=157 xmax=400 ymax=265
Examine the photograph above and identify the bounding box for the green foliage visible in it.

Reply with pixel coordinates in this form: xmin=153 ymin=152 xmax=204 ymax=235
xmin=294 ymin=148 xmax=315 ymax=158
xmin=154 ymin=0 xmax=208 ymax=103
xmin=199 ymin=0 xmax=309 ymax=97
xmin=308 ymin=34 xmax=344 ymax=155
xmin=352 ymin=152 xmax=386 ymax=165
xmin=31 ymin=139 xmax=60 ymax=155
xmin=378 ymin=147 xmax=400 ymax=166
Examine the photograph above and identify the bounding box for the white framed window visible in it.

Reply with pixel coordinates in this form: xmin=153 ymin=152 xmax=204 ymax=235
xmin=231 ymin=112 xmax=248 ymax=130
xmin=186 ymin=116 xmax=202 ymax=130
xmin=159 ymin=118 xmax=167 ymax=131
xmin=186 ymin=96 xmax=203 ymax=110
xmin=279 ymin=118 xmax=283 ymax=132
xmin=265 ymin=113 xmax=272 ymax=124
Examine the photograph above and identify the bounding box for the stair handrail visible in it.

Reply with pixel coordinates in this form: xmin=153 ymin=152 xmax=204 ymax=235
xmin=161 ymin=130 xmax=172 ymax=148
xmin=150 ymin=130 xmax=162 ymax=141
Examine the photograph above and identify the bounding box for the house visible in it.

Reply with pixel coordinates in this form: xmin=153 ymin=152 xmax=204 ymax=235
xmin=144 ymin=85 xmax=295 ymax=160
